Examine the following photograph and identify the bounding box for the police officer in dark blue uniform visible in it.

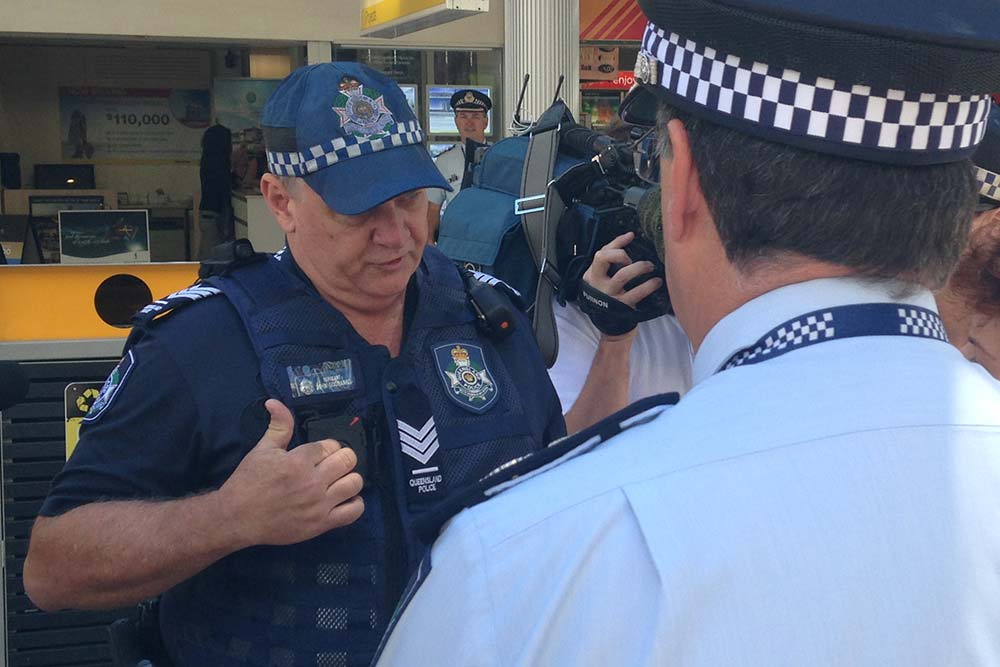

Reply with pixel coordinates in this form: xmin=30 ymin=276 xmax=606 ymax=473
xmin=24 ymin=63 xmax=565 ymax=666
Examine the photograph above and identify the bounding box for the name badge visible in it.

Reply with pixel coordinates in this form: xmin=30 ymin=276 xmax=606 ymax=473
xmin=286 ymin=359 xmax=356 ymax=398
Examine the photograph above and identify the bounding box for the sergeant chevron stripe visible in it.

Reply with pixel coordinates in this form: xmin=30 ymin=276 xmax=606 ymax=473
xmin=138 ymin=284 xmax=222 ymax=316
xmin=397 ymin=417 xmax=439 ymax=464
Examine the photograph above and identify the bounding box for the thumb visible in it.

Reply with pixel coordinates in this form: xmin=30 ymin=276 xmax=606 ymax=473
xmin=254 ymin=399 xmax=295 ymax=451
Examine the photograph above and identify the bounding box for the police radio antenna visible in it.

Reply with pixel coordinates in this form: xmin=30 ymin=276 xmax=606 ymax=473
xmin=509 ymin=73 xmax=532 ymax=134
xmin=551 ymin=75 xmax=565 ymax=106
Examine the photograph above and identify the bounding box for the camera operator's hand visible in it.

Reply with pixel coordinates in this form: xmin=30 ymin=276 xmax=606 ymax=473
xmin=581 ymin=232 xmax=664 ymax=340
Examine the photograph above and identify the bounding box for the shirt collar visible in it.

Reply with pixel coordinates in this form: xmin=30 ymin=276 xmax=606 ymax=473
xmin=692 ymin=277 xmax=939 ymax=385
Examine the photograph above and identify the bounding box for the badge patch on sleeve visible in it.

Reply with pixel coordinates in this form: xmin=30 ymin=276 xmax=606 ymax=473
xmin=286 ymin=359 xmax=356 ymax=398
xmin=83 ymin=350 xmax=135 ymax=423
xmin=432 ymin=343 xmax=498 ymax=413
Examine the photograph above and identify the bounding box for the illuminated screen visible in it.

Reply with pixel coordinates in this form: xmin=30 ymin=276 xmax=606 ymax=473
xmin=398 ymin=84 xmax=418 ymax=116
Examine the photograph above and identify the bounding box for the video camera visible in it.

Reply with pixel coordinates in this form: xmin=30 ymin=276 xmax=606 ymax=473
xmin=546 ymin=114 xmax=672 ymax=321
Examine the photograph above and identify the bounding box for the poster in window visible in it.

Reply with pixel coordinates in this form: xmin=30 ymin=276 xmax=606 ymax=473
xmin=59 ymin=87 xmax=210 ymax=163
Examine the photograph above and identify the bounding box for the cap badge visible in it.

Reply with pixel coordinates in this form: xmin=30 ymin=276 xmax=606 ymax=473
xmin=634 ymin=51 xmax=658 ymax=86
xmin=338 ymin=76 xmax=361 ymax=91
xmin=464 ymin=91 xmax=476 ymax=104
xmin=333 ymin=84 xmax=395 ymax=139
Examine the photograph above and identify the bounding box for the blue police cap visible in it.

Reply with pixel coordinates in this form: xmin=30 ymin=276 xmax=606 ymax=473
xmin=450 ymin=89 xmax=492 ymax=113
xmin=621 ymin=0 xmax=1000 ymax=165
xmin=974 ymin=104 xmax=1000 ymax=205
xmin=263 ymin=63 xmax=450 ymax=215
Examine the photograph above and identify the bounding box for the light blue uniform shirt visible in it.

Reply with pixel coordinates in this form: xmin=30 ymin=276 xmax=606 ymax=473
xmin=378 ymin=277 xmax=1000 ymax=667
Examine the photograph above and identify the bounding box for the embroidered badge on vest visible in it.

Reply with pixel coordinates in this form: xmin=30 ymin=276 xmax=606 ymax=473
xmin=83 ymin=350 xmax=135 ymax=423
xmin=433 ymin=343 xmax=498 ymax=413
xmin=286 ymin=359 xmax=356 ymax=398
xmin=398 ymin=416 xmax=439 ymax=465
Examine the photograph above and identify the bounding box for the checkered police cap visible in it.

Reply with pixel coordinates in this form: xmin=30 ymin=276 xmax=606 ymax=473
xmin=262 ymin=62 xmax=449 ymax=215
xmin=621 ymin=0 xmax=1000 ymax=165
xmin=974 ymin=104 xmax=1000 ymax=205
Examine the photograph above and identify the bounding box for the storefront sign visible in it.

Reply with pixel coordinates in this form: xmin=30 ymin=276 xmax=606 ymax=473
xmin=361 ymin=0 xmax=489 ymax=39
xmin=580 ymin=46 xmax=620 ymax=81
xmin=580 ymin=0 xmax=645 ymax=41
xmin=581 ymin=70 xmax=637 ymax=91
xmin=59 ymin=87 xmax=211 ymax=163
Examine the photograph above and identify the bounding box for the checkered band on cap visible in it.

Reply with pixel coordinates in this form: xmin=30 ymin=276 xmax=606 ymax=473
xmin=637 ymin=22 xmax=993 ymax=159
xmin=976 ymin=165 xmax=1000 ymax=203
xmin=267 ymin=120 xmax=424 ymax=177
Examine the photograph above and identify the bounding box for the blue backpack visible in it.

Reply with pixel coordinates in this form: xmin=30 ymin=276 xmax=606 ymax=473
xmin=437 ymin=134 xmax=585 ymax=309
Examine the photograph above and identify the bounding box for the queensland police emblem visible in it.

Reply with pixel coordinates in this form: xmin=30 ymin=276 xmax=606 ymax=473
xmin=433 ymin=343 xmax=498 ymax=413
xmin=332 ymin=85 xmax=395 ymax=139
xmin=83 ymin=350 xmax=135 ymax=423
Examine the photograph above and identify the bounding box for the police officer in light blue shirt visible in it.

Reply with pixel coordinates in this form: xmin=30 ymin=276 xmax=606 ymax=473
xmin=376 ymin=1 xmax=1000 ymax=665
xmin=24 ymin=63 xmax=565 ymax=666
xmin=427 ymin=89 xmax=492 ymax=238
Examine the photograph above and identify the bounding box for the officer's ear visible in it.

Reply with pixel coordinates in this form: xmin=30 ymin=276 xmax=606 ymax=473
xmin=662 ymin=119 xmax=693 ymax=243
xmin=260 ymin=173 xmax=297 ymax=233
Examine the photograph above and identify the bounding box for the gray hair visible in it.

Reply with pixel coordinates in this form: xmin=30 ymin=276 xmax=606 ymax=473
xmin=278 ymin=175 xmax=304 ymax=197
xmin=655 ymin=104 xmax=978 ymax=289
xmin=636 ymin=185 xmax=665 ymax=261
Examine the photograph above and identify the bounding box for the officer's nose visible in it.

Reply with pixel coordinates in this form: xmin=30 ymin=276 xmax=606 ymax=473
xmin=371 ymin=199 xmax=409 ymax=248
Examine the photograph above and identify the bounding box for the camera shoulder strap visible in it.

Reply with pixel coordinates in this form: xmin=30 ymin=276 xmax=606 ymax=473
xmin=518 ymin=127 xmax=563 ymax=367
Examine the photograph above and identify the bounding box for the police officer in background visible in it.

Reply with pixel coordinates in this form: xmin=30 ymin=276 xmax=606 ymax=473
xmin=23 ymin=63 xmax=564 ymax=666
xmin=377 ymin=0 xmax=1000 ymax=664
xmin=427 ymin=88 xmax=492 ymax=238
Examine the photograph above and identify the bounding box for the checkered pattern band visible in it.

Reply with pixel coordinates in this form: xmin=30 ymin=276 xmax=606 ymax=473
xmin=724 ymin=312 xmax=835 ymax=370
xmin=638 ymin=22 xmax=992 ymax=159
xmin=721 ymin=303 xmax=948 ymax=372
xmin=897 ymin=307 xmax=948 ymax=340
xmin=267 ymin=120 xmax=424 ymax=176
xmin=976 ymin=165 xmax=1000 ymax=203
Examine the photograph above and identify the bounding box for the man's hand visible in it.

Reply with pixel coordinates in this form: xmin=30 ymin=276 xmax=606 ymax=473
xmin=219 ymin=399 xmax=365 ymax=548
xmin=581 ymin=232 xmax=664 ymax=341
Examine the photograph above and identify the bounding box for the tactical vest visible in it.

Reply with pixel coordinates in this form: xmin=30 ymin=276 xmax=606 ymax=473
xmin=134 ymin=246 xmax=548 ymax=667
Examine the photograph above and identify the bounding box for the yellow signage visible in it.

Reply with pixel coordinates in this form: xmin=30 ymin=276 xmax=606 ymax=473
xmin=362 ymin=0 xmax=445 ymax=31
xmin=361 ymin=0 xmax=488 ymax=39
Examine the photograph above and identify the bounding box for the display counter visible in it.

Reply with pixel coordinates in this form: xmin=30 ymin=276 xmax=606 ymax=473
xmin=0 ymin=262 xmax=198 ymax=359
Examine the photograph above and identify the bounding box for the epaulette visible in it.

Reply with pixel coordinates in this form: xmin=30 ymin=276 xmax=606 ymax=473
xmin=131 ymin=283 xmax=223 ymax=328
xmin=466 ymin=269 xmax=522 ymax=301
xmin=464 ymin=268 xmax=526 ymax=314
xmin=413 ymin=392 xmax=679 ymax=541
